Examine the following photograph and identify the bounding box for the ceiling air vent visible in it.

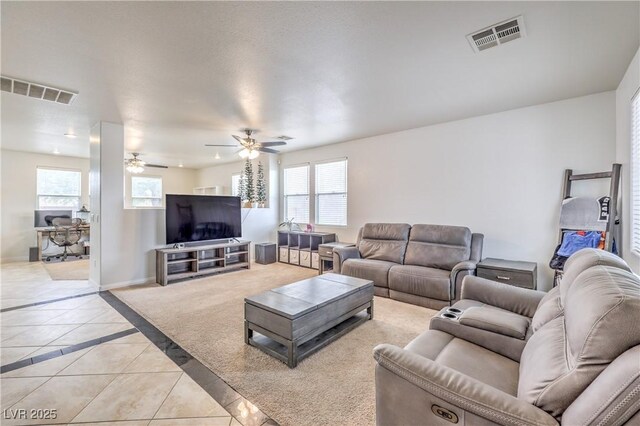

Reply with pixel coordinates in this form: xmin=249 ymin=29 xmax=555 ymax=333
xmin=467 ymin=16 xmax=526 ymax=53
xmin=0 ymin=75 xmax=77 ymax=105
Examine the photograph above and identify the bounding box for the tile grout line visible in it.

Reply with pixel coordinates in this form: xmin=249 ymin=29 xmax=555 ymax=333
xmin=147 ymin=371 xmax=184 ymax=422
xmin=0 ymin=291 xmax=99 ymax=312
xmin=0 ymin=328 xmax=139 ymax=373
xmin=100 ymin=291 xmax=279 ymax=426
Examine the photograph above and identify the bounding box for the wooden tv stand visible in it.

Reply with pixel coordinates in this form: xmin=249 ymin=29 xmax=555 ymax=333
xmin=156 ymin=240 xmax=251 ymax=286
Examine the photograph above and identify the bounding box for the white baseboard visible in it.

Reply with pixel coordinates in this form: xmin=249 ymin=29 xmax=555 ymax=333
xmin=99 ymin=276 xmax=155 ymax=291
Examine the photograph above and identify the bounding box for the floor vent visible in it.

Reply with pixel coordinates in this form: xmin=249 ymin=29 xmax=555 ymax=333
xmin=467 ymin=16 xmax=526 ymax=53
xmin=0 ymin=75 xmax=77 ymax=105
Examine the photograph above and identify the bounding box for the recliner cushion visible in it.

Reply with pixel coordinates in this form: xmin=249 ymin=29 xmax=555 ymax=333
xmin=388 ymin=265 xmax=450 ymax=301
xmin=404 ymin=224 xmax=471 ymax=270
xmin=530 ymin=286 xmax=562 ymax=332
xmin=357 ymin=223 xmax=411 ymax=264
xmin=342 ymin=258 xmax=397 ymax=288
xmin=405 ymin=330 xmax=519 ymax=395
xmin=518 ymin=266 xmax=640 ymax=418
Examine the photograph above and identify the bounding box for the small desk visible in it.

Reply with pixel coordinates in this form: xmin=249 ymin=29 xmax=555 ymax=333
xmin=36 ymin=225 xmax=90 ymax=261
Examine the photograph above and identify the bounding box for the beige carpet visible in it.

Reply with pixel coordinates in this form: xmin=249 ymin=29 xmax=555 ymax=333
xmin=43 ymin=258 xmax=90 ymax=280
xmin=113 ymin=263 xmax=436 ymax=426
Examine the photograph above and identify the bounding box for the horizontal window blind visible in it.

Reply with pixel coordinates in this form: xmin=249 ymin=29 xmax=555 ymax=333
xmin=632 ymin=91 xmax=640 ymax=254
xmin=316 ymin=159 xmax=347 ymax=226
xmin=131 ymin=176 xmax=163 ymax=207
xmin=36 ymin=167 xmax=81 ymax=210
xmin=284 ymin=165 xmax=309 ymax=223
xmin=231 ymin=173 xmax=241 ymax=197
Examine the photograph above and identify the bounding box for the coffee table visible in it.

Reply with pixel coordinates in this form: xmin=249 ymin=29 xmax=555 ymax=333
xmin=244 ymin=273 xmax=374 ymax=367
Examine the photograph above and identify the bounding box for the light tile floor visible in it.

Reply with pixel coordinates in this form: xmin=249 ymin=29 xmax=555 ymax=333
xmin=0 ymin=262 xmax=240 ymax=425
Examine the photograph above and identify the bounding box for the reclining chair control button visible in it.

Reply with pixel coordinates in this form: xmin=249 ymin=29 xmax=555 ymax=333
xmin=431 ymin=405 xmax=459 ymax=423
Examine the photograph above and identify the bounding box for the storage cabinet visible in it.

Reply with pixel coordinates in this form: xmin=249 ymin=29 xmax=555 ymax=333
xmin=156 ymin=240 xmax=251 ymax=286
xmin=477 ymin=258 xmax=537 ymax=290
xmin=277 ymin=231 xmax=336 ymax=270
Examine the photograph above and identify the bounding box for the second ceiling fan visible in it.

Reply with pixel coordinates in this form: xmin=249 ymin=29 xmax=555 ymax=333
xmin=206 ymin=129 xmax=287 ymax=159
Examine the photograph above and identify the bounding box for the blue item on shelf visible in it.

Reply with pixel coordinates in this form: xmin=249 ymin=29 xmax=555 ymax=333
xmin=557 ymin=231 xmax=602 ymax=257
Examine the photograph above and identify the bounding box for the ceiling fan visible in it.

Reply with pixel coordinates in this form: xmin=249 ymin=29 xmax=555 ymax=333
xmin=205 ymin=129 xmax=288 ymax=159
xmin=125 ymin=152 xmax=168 ymax=174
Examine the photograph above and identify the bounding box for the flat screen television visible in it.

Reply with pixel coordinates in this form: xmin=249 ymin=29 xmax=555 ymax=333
xmin=165 ymin=194 xmax=241 ymax=244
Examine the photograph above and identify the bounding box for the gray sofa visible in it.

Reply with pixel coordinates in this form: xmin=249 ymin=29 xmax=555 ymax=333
xmin=333 ymin=223 xmax=484 ymax=309
xmin=374 ymin=249 xmax=640 ymax=425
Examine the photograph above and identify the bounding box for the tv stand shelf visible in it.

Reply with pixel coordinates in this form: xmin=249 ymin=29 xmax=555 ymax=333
xmin=156 ymin=240 xmax=251 ymax=286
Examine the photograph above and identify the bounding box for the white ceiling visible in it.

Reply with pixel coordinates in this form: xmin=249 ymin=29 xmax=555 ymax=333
xmin=1 ymin=1 xmax=638 ymax=168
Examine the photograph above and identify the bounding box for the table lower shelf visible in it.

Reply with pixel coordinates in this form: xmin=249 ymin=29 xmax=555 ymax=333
xmin=244 ymin=302 xmax=372 ymax=368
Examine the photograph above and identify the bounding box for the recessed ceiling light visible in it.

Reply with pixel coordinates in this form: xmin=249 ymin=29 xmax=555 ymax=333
xmin=53 ymin=148 xmax=60 ymax=155
xmin=178 ymin=163 xmax=184 ymax=168
xmin=215 ymin=152 xmax=221 ymax=160
xmin=64 ymin=133 xmax=77 ymax=139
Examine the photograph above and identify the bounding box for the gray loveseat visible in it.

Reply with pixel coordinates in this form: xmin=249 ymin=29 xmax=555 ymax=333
xmin=373 ymin=251 xmax=640 ymax=425
xmin=333 ymin=223 xmax=483 ymax=309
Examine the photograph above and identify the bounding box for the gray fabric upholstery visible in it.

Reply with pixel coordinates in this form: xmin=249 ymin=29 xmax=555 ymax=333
xmin=339 ymin=223 xmax=483 ymax=309
xmin=530 ymin=286 xmax=562 ymax=333
xmin=518 ymin=266 xmax=640 ymax=418
xmin=460 ymin=275 xmax=545 ymax=318
xmin=375 ymin=258 xmax=640 ymax=425
xmin=333 ymin=246 xmax=360 ymax=273
xmin=559 ymin=248 xmax=632 ymax=305
xmin=374 ymin=341 xmax=558 ymax=426
xmin=459 ymin=307 xmax=530 ymax=340
xmin=404 ymin=224 xmax=471 ymax=270
xmin=341 ymin=258 xmax=397 ymax=288
xmin=388 ymin=265 xmax=450 ymax=301
xmin=561 ymin=345 xmax=640 ymax=426
xmin=430 ymin=312 xmax=527 ymax=362
xmin=405 ymin=330 xmax=520 ymax=395
xmin=388 ymin=290 xmax=449 ymax=310
xmin=358 ymin=223 xmax=410 ymax=264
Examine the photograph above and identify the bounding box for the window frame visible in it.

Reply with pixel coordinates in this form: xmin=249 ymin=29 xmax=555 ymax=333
xmin=231 ymin=173 xmax=242 ymax=198
xmin=130 ymin=175 xmax=163 ymax=208
xmin=631 ymin=89 xmax=640 ymax=256
xmin=314 ymin=158 xmax=348 ymax=227
xmin=283 ymin=163 xmax=310 ymax=224
xmin=36 ymin=166 xmax=82 ymax=211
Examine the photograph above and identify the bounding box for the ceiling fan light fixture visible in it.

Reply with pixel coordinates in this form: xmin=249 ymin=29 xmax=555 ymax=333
xmin=239 ymin=148 xmax=250 ymax=159
xmin=248 ymin=150 xmax=260 ymax=160
xmin=126 ymin=153 xmax=146 ymax=174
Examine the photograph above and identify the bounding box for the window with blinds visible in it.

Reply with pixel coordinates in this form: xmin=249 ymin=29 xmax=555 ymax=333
xmin=632 ymin=91 xmax=640 ymax=254
xmin=283 ymin=165 xmax=310 ymax=223
xmin=231 ymin=173 xmax=241 ymax=197
xmin=36 ymin=167 xmax=81 ymax=210
xmin=315 ymin=159 xmax=348 ymax=226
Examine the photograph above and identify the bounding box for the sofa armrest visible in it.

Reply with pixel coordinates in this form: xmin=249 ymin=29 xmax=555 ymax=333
xmin=333 ymin=246 xmax=361 ymax=273
xmin=373 ymin=344 xmax=558 ymax=426
xmin=460 ymin=276 xmax=545 ymax=318
xmin=450 ymin=260 xmax=479 ymax=302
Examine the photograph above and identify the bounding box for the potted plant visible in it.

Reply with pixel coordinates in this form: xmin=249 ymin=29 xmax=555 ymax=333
xmin=256 ymin=161 xmax=267 ymax=208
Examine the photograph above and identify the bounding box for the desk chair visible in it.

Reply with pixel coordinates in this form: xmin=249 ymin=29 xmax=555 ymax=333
xmin=45 ymin=218 xmax=83 ymax=262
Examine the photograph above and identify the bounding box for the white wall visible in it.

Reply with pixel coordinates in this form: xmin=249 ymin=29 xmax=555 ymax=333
xmin=0 ymin=150 xmax=90 ymax=262
xmin=616 ymin=47 xmax=640 ymax=274
xmin=279 ymin=92 xmax=616 ymax=290
xmin=90 ymin=122 xmax=198 ymax=289
xmin=196 ymin=156 xmax=280 ymax=258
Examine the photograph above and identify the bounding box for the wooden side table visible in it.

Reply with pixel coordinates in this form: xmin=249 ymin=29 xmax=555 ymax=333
xmin=477 ymin=258 xmax=538 ymax=290
xmin=318 ymin=242 xmax=355 ymax=274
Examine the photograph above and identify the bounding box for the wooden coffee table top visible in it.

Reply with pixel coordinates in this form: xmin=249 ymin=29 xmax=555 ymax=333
xmin=245 ymin=273 xmax=373 ymax=320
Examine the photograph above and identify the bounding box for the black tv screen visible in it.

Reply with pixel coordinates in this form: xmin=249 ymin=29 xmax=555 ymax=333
xmin=165 ymin=195 xmax=241 ymax=244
